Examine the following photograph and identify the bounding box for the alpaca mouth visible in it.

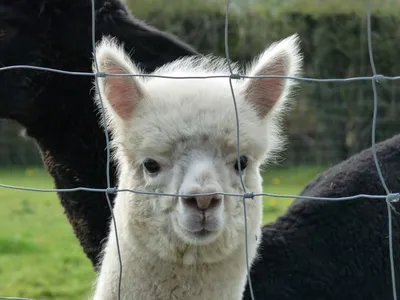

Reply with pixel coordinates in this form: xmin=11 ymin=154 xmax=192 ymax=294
xmin=176 ymin=221 xmax=220 ymax=243
xmin=182 ymin=227 xmax=219 ymax=243
xmin=186 ymin=228 xmax=214 ymax=238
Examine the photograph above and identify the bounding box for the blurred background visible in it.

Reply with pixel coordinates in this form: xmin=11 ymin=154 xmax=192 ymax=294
xmin=1 ymin=0 xmax=399 ymax=299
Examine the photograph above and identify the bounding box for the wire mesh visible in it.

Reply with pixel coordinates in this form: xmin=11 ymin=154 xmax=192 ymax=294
xmin=0 ymin=0 xmax=399 ymax=299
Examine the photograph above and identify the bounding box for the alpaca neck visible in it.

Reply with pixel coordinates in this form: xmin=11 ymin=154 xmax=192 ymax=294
xmin=95 ymin=214 xmax=249 ymax=300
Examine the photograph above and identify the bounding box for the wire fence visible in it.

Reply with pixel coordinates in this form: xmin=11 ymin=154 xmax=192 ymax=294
xmin=0 ymin=0 xmax=399 ymax=299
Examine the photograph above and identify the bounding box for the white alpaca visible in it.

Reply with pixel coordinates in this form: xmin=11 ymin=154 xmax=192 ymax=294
xmin=90 ymin=34 xmax=302 ymax=300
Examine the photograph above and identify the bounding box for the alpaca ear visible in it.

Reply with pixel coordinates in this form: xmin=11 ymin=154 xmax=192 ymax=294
xmin=93 ymin=37 xmax=143 ymax=121
xmin=244 ymin=34 xmax=302 ymax=119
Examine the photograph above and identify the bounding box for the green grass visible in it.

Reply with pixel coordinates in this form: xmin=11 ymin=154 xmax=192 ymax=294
xmin=261 ymin=165 xmax=326 ymax=223
xmin=0 ymin=165 xmax=325 ymax=300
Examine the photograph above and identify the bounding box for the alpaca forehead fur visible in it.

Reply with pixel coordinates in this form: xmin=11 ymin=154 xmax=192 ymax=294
xmin=125 ymin=87 xmax=269 ymax=166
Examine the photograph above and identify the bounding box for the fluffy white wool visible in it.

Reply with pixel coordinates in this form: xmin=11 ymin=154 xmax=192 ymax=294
xmin=90 ymin=33 xmax=302 ymax=300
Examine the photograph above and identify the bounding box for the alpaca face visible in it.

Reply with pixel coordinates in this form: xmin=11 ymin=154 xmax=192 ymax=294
xmin=94 ymin=35 xmax=302 ymax=263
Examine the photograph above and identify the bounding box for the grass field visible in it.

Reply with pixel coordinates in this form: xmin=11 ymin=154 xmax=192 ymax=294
xmin=0 ymin=166 xmax=326 ymax=300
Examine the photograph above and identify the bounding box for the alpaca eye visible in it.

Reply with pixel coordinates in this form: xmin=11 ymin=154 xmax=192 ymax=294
xmin=234 ymin=156 xmax=248 ymax=172
xmin=143 ymin=159 xmax=161 ymax=174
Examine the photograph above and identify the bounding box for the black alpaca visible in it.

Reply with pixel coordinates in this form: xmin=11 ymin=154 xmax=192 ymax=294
xmin=243 ymin=133 xmax=400 ymax=300
xmin=0 ymin=0 xmax=198 ymax=267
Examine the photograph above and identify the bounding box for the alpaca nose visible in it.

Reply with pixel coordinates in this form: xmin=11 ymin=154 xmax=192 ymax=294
xmin=181 ymin=187 xmax=223 ymax=210
xmin=181 ymin=194 xmax=223 ymax=211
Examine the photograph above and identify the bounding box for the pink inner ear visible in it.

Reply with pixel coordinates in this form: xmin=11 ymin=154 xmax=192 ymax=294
xmin=247 ymin=57 xmax=286 ymax=119
xmin=105 ymin=64 xmax=137 ymax=120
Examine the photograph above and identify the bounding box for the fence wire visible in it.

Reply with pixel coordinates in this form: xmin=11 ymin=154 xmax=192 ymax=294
xmin=0 ymin=0 xmax=399 ymax=299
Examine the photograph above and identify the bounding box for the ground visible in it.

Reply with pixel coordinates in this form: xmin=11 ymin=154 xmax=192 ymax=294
xmin=0 ymin=165 xmax=325 ymax=300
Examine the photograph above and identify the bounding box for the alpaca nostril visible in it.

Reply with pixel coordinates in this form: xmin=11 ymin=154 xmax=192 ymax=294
xmin=181 ymin=197 xmax=199 ymax=210
xmin=181 ymin=195 xmax=222 ymax=210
